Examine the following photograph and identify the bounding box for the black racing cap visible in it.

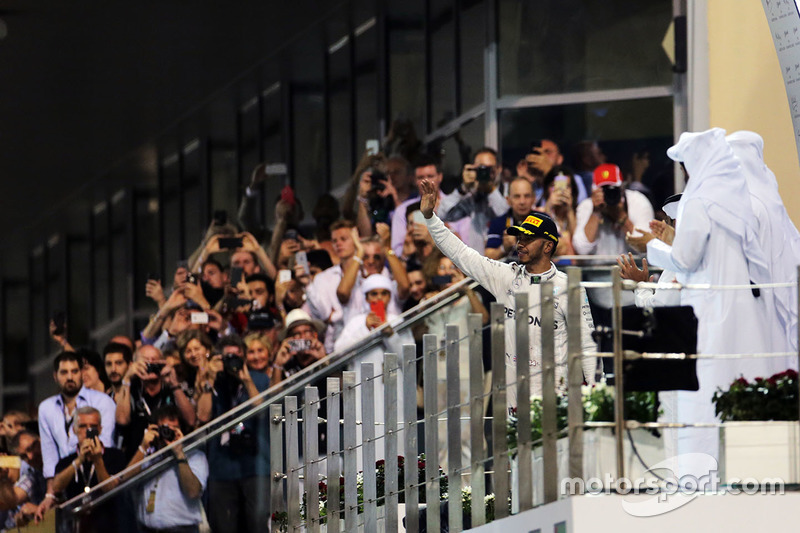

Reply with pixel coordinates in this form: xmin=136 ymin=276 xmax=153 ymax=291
xmin=507 ymin=212 xmax=559 ymax=245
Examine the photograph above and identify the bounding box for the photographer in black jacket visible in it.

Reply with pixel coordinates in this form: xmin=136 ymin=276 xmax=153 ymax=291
xmin=197 ymin=336 xmax=270 ymax=533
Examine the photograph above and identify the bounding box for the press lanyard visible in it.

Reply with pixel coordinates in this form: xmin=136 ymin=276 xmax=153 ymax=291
xmin=74 ymin=462 xmax=96 ymax=494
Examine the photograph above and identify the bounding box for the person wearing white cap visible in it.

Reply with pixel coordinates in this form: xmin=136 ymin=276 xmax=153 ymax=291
xmin=727 ymin=130 xmax=800 ymax=356
xmin=629 ymin=127 xmax=773 ymax=465
xmin=334 ymin=274 xmax=412 ymax=461
xmin=272 ymin=309 xmax=327 ymax=380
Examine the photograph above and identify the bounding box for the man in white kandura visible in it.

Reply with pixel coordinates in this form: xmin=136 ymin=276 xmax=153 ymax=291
xmin=418 ymin=179 xmax=598 ymax=411
xmin=727 ymin=130 xmax=800 ymax=357
xmin=632 ymin=127 xmax=773 ymax=463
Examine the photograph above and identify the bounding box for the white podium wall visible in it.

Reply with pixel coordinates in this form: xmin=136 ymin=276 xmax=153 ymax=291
xmin=470 ymin=493 xmax=800 ymax=533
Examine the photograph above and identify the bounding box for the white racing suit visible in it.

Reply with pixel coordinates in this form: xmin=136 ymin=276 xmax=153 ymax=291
xmin=425 ymin=214 xmax=598 ymax=410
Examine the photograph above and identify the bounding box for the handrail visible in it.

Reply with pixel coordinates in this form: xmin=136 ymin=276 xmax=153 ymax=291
xmin=58 ymin=276 xmax=477 ymax=517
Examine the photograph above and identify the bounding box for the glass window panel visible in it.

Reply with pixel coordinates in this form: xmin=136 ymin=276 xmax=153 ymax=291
xmin=68 ymin=240 xmax=91 ymax=346
xmin=162 ymin=155 xmax=181 ymax=196
xmin=182 ymin=184 xmax=204 ymax=257
xmin=209 ymin=147 xmax=238 ymax=221
xmin=355 ymin=27 xmax=379 ymax=156
xmin=134 ymin=194 xmax=160 ymax=310
xmin=354 ymin=0 xmax=376 ymax=27
xmin=430 ymin=0 xmax=457 ymax=130
xmin=328 ymin=45 xmax=353 ymax=193
xmin=257 ymin=86 xmax=284 ymax=230
xmin=160 ymin=156 xmax=183 ymax=278
xmin=499 ymin=97 xmax=675 ymax=207
xmin=182 ymin=146 xmax=206 ymax=255
xmin=239 ymin=103 xmax=262 ymax=228
xmin=498 ymin=0 xmax=673 ymax=95
xmin=4 ymin=285 xmax=29 ymax=383
xmin=388 ymin=28 xmax=426 ymax=144
xmin=109 ymin=194 xmax=129 ymax=319
xmin=459 ymin=0 xmax=486 ymax=111
xmin=431 ymin=115 xmax=485 ymax=192
xmin=162 ymin=196 xmax=182 ymax=282
xmin=92 ymin=208 xmax=110 ymax=327
xmin=292 ymin=91 xmax=326 ymax=223
xmin=111 ymin=234 xmax=127 ymax=318
xmin=261 ymin=88 xmax=284 ymax=162
xmin=30 ymin=251 xmax=47 ymax=359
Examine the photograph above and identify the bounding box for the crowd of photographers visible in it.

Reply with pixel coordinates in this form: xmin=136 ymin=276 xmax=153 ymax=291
xmin=0 ymin=123 xmax=662 ymax=532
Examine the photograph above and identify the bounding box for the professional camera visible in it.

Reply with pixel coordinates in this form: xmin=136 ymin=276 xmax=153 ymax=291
xmin=222 ymin=353 xmax=245 ymax=376
xmin=602 ymin=185 xmax=623 ymax=206
xmin=153 ymin=425 xmax=177 ymax=450
xmin=475 ymin=165 xmax=492 ymax=183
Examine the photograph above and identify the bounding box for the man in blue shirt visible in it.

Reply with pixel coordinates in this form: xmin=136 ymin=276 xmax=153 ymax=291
xmin=35 ymin=352 xmax=116 ymax=520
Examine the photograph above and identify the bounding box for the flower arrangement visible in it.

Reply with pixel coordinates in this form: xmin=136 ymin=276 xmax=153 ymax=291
xmin=506 ymin=382 xmax=660 ymax=451
xmin=300 ymin=453 xmax=447 ymax=523
xmin=282 ymin=454 xmax=511 ymax=530
xmin=712 ymin=369 xmax=799 ymax=422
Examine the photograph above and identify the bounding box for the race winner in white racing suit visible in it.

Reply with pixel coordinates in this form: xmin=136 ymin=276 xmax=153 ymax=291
xmin=419 ymin=179 xmax=598 ymax=411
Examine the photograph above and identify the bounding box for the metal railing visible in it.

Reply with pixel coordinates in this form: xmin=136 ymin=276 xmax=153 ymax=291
xmin=56 ymin=277 xmax=475 ymax=517
xmin=57 ymin=264 xmax=800 ymax=532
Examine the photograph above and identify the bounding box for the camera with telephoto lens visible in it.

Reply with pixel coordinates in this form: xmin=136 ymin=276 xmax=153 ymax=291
xmin=475 ymin=165 xmax=492 ymax=183
xmin=152 ymin=425 xmax=176 ymax=450
xmin=602 ymin=185 xmax=623 ymax=206
xmin=223 ymin=353 xmax=245 ymax=376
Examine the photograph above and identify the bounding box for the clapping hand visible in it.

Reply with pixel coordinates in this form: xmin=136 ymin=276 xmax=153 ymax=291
xmin=617 ymin=253 xmax=653 ymax=283
xmin=649 ymin=219 xmax=675 ymax=245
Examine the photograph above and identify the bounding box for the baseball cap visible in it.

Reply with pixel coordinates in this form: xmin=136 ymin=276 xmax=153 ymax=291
xmin=592 ymin=164 xmax=623 ymax=188
xmin=507 ymin=212 xmax=559 ymax=245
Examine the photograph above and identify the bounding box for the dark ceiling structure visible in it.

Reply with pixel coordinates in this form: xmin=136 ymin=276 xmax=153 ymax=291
xmin=0 ymin=0 xmax=338 ymax=267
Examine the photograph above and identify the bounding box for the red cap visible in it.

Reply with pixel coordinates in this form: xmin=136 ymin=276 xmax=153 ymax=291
xmin=592 ymin=164 xmax=623 ymax=188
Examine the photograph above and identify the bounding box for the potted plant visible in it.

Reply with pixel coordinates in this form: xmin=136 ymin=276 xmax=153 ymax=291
xmin=714 ymin=369 xmax=799 ymax=483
